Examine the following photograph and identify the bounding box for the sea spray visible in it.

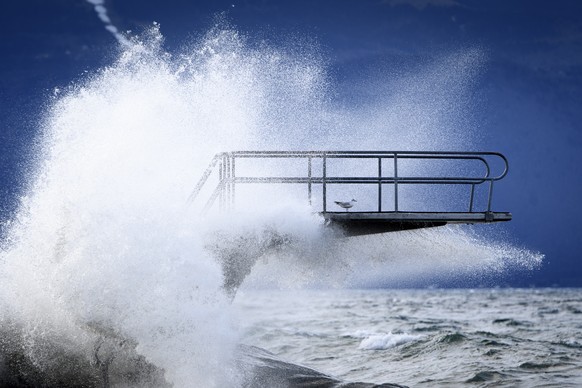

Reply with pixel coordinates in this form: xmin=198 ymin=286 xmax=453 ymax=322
xmin=0 ymin=23 xmax=335 ymax=387
xmin=238 ymin=224 xmax=543 ymax=290
xmin=336 ymin=47 xmax=486 ymax=151
xmin=0 ymin=22 xmax=543 ymax=386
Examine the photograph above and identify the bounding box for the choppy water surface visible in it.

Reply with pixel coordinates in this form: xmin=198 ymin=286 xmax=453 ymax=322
xmin=236 ymin=288 xmax=582 ymax=387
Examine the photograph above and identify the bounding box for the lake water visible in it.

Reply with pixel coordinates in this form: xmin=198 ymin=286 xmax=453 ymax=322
xmin=236 ymin=288 xmax=582 ymax=387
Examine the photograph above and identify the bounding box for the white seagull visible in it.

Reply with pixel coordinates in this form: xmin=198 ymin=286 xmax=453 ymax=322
xmin=334 ymin=199 xmax=357 ymax=211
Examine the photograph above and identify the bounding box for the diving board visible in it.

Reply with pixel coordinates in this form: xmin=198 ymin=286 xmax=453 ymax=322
xmin=322 ymin=211 xmax=512 ymax=236
xmin=189 ymin=151 xmax=512 ymax=234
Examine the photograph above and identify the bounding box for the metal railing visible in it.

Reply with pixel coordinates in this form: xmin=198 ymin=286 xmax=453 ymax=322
xmin=188 ymin=151 xmax=509 ymax=215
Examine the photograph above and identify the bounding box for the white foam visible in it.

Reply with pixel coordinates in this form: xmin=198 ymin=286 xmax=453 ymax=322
xmin=358 ymin=332 xmax=423 ymax=350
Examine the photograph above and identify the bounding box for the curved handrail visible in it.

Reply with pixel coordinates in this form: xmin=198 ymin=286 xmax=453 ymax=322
xmin=228 ymin=151 xmax=508 ymax=180
xmin=188 ymin=150 xmax=510 ymax=215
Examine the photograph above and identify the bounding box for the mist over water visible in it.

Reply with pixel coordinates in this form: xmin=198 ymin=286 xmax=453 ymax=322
xmin=0 ymin=24 xmax=542 ymax=386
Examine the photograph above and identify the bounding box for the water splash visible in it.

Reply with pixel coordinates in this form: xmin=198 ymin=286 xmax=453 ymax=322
xmin=0 ymin=23 xmax=542 ymax=386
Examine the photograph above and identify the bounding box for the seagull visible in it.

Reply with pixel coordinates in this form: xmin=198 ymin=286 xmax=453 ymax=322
xmin=334 ymin=199 xmax=357 ymax=211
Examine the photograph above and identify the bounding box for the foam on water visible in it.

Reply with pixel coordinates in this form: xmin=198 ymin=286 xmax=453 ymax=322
xmin=0 ymin=23 xmax=543 ymax=386
xmin=343 ymin=330 xmax=423 ymax=350
xmin=357 ymin=332 xmax=423 ymax=350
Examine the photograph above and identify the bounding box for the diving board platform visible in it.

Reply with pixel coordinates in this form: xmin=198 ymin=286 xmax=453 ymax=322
xmin=322 ymin=211 xmax=512 ymax=236
xmin=189 ymin=151 xmax=512 ymax=235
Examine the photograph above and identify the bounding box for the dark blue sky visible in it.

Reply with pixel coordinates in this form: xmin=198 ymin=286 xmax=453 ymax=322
xmin=1 ymin=0 xmax=581 ymax=286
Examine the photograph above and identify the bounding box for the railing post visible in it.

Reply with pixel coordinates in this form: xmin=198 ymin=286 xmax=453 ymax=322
xmin=487 ymin=179 xmax=494 ymax=213
xmin=218 ymin=158 xmax=224 ymax=211
xmin=394 ymin=153 xmax=399 ymax=212
xmin=308 ymin=156 xmax=312 ymax=206
xmin=323 ymin=153 xmax=327 ymax=213
xmin=231 ymin=154 xmax=236 ymax=210
xmin=226 ymin=154 xmax=231 ymax=211
xmin=378 ymin=157 xmax=382 ymax=212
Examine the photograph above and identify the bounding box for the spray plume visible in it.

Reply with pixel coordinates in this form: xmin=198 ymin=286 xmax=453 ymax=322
xmin=0 ymin=24 xmax=542 ymax=386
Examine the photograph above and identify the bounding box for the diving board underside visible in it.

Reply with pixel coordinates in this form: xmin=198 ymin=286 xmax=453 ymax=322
xmin=322 ymin=212 xmax=512 ymax=236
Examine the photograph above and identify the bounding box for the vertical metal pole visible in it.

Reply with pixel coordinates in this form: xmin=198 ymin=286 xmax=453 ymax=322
xmin=225 ymin=155 xmax=230 ymax=211
xmin=487 ymin=180 xmax=494 ymax=212
xmin=469 ymin=184 xmax=475 ymax=212
xmin=218 ymin=159 xmax=224 ymax=211
xmin=231 ymin=155 xmax=236 ymax=210
xmin=378 ymin=157 xmax=382 ymax=212
xmin=322 ymin=153 xmax=327 ymax=213
xmin=224 ymin=156 xmax=227 ymax=210
xmin=229 ymin=154 xmax=234 ymax=211
xmin=394 ymin=153 xmax=399 ymax=212
xmin=307 ymin=156 xmax=312 ymax=206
